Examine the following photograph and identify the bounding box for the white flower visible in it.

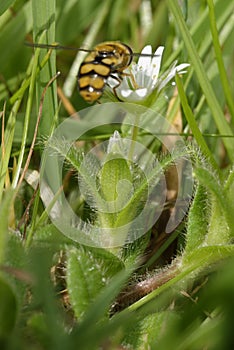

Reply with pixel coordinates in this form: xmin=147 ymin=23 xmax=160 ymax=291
xmin=114 ymin=45 xmax=189 ymax=102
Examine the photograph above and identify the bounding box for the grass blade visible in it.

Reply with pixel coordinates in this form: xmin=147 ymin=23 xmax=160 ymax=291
xmin=31 ymin=0 xmax=57 ymax=135
xmin=0 ymin=0 xmax=15 ymax=16
xmin=167 ymin=0 xmax=234 ymax=162
xmin=207 ymin=0 xmax=234 ymax=122
xmin=175 ymin=74 xmax=218 ymax=171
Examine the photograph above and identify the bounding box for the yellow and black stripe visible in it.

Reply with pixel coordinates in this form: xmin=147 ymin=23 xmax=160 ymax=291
xmin=77 ymin=42 xmax=133 ymax=103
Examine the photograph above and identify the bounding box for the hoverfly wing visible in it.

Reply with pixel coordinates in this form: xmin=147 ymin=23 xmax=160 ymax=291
xmin=24 ymin=42 xmax=160 ymax=57
xmin=131 ymin=52 xmax=160 ymax=58
xmin=24 ymin=42 xmax=93 ymax=53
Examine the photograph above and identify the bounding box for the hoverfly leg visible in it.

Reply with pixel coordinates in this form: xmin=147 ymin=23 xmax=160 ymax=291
xmin=108 ymin=74 xmax=123 ymax=101
xmin=122 ymin=71 xmax=139 ymax=89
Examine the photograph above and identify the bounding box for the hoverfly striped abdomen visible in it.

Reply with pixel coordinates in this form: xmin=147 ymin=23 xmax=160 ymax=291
xmin=77 ymin=41 xmax=133 ymax=103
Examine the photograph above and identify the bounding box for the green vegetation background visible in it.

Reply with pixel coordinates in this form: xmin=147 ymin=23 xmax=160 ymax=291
xmin=1 ymin=0 xmax=234 ymax=349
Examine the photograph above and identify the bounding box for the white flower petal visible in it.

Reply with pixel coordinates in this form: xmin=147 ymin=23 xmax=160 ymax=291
xmin=157 ymin=63 xmax=190 ymax=92
xmin=117 ymin=88 xmax=148 ymax=102
xmin=107 ymin=75 xmax=120 ymax=88
xmin=135 ymin=88 xmax=148 ymax=97
xmin=137 ymin=45 xmax=152 ymax=69
xmin=135 ymin=69 xmax=146 ymax=87
xmin=144 ymin=76 xmax=155 ymax=90
xmin=119 ymin=77 xmax=131 ymax=90
xmin=124 ymin=91 xmax=148 ymax=101
xmin=153 ymin=46 xmax=164 ymax=60
xmin=150 ymin=46 xmax=164 ymax=80
xmin=119 ymin=89 xmax=133 ymax=98
xmin=175 ymin=63 xmax=190 ymax=71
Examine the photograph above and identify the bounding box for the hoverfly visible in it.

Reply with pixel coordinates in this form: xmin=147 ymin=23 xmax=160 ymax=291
xmin=26 ymin=41 xmax=158 ymax=103
xmin=78 ymin=41 xmax=133 ymax=103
